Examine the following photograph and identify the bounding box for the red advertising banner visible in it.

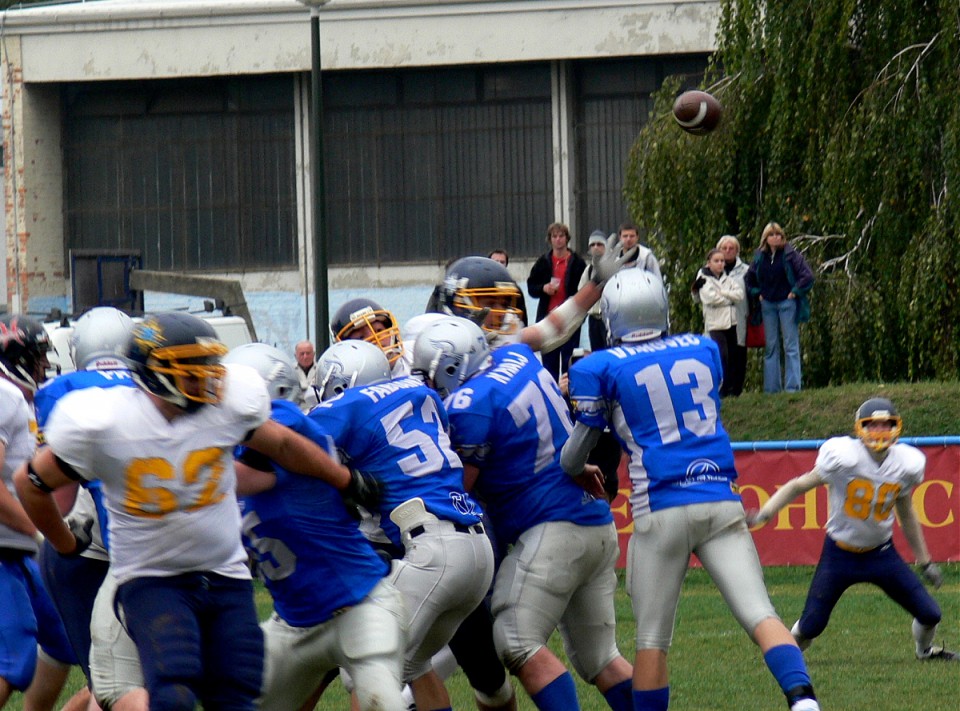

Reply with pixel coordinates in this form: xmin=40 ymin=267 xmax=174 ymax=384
xmin=611 ymin=445 xmax=960 ymax=568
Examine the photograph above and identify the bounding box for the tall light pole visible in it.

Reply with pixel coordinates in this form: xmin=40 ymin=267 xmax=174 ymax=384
xmin=296 ymin=0 xmax=330 ymax=350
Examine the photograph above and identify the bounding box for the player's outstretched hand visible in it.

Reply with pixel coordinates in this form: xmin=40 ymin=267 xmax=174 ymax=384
xmin=591 ymin=234 xmax=639 ymax=286
xmin=65 ymin=517 xmax=94 ymax=557
xmin=920 ymin=561 xmax=944 ymax=589
xmin=342 ymin=469 xmax=383 ymax=515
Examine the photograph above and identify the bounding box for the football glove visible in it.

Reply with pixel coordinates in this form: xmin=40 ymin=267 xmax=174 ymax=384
xmin=341 ymin=469 xmax=383 ymax=516
xmin=920 ymin=561 xmax=943 ymax=589
xmin=590 ymin=234 xmax=639 ymax=286
xmin=65 ymin=517 xmax=94 ymax=557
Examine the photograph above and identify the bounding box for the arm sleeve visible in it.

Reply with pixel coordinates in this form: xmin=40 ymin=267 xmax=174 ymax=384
xmin=560 ymin=421 xmax=603 ymax=476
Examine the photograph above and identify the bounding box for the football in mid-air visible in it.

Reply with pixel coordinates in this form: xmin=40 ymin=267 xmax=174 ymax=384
xmin=672 ymin=90 xmax=722 ymax=135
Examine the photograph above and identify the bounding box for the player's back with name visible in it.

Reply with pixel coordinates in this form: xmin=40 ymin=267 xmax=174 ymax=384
xmin=569 ymin=333 xmax=739 ymax=511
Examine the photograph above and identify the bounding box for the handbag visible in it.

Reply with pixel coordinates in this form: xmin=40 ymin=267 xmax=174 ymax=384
xmin=746 ymin=320 xmax=765 ymax=348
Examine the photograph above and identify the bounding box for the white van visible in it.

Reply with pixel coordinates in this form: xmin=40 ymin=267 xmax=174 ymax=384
xmin=43 ymin=313 xmax=253 ymax=375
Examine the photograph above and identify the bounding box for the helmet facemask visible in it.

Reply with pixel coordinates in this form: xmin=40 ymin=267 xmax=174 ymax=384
xmin=855 ymin=414 xmax=903 ymax=453
xmin=146 ymin=342 xmax=228 ymax=412
xmin=335 ymin=306 xmax=403 ymax=366
xmin=453 ymin=284 xmax=523 ymax=337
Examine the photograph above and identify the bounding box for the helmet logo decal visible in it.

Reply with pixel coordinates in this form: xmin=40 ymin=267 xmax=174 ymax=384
xmin=134 ymin=318 xmax=167 ymax=353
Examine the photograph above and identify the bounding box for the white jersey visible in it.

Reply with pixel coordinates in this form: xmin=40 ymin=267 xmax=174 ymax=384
xmin=0 ymin=378 xmax=38 ymax=553
xmin=816 ymin=436 xmax=925 ymax=550
xmin=44 ymin=364 xmax=270 ymax=585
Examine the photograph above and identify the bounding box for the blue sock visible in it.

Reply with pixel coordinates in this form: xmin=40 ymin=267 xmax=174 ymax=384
xmin=531 ymin=672 xmax=580 ymax=711
xmin=632 ymin=686 xmax=669 ymax=711
xmin=763 ymin=644 xmax=812 ymax=694
xmin=603 ymin=679 xmax=633 ymax=711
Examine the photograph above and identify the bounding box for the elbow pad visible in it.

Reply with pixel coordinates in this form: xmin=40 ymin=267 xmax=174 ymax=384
xmin=536 ymin=298 xmax=587 ymax=353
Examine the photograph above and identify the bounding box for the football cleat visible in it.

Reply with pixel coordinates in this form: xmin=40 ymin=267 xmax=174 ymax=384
xmin=785 ymin=685 xmax=819 ymax=711
xmin=917 ymin=645 xmax=959 ymax=661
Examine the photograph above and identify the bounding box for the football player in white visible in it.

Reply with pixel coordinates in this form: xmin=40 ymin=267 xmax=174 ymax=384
xmin=14 ymin=312 xmax=376 ymax=711
xmin=748 ymin=397 xmax=957 ymax=662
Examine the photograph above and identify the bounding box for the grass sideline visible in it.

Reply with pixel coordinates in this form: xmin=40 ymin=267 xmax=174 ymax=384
xmin=9 ymin=382 xmax=959 ymax=709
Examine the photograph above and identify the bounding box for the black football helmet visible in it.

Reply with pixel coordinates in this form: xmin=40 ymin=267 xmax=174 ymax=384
xmin=439 ymin=256 xmax=523 ymax=337
xmin=0 ymin=314 xmax=52 ymax=392
xmin=126 ymin=312 xmax=228 ymax=412
xmin=330 ymin=298 xmax=403 ymax=366
xmin=854 ymin=397 xmax=902 ymax=453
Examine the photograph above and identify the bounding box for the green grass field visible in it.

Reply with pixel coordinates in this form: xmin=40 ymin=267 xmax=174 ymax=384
xmin=11 ymin=565 xmax=957 ymax=710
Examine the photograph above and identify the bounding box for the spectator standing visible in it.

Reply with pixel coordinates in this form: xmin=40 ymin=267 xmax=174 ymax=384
xmin=745 ymin=222 xmax=815 ymax=393
xmin=294 ymin=340 xmax=317 ymax=411
xmin=578 ymin=230 xmax=611 ymax=351
xmin=695 ymin=248 xmax=745 ymax=398
xmin=616 ymin=222 xmax=661 ymax=277
xmin=717 ymin=235 xmax=749 ymax=396
xmin=526 ymin=222 xmax=587 ymax=381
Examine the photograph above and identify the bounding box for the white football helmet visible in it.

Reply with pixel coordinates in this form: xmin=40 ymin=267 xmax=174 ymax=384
xmin=410 ymin=316 xmax=490 ymax=398
xmin=222 ymin=342 xmax=302 ymax=403
xmin=315 ymin=340 xmax=391 ymax=402
xmin=601 ymin=269 xmax=669 ymax=345
xmin=70 ymin=307 xmax=134 ymax=371
xmin=399 ymin=313 xmax=447 ymax=371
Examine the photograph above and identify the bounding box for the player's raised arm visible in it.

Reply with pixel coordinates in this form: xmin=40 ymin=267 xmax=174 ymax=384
xmin=521 ymin=234 xmax=638 ymax=353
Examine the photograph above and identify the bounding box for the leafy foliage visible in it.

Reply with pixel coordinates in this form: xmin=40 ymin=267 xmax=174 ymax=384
xmin=625 ymin=0 xmax=960 ymax=385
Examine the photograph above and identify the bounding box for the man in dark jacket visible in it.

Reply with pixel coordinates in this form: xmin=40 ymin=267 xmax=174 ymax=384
xmin=526 ymin=222 xmax=587 ymax=381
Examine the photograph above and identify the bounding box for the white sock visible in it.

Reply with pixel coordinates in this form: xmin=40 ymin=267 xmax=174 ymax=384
xmin=913 ymin=618 xmax=937 ymax=656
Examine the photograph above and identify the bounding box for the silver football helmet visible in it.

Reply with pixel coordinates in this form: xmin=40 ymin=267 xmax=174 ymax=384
xmin=315 ymin=340 xmax=391 ymax=402
xmin=410 ymin=316 xmax=490 ymax=398
xmin=601 ymin=269 xmax=669 ymax=345
xmin=222 ymin=342 xmax=302 ymax=403
xmin=70 ymin=307 xmax=134 ymax=371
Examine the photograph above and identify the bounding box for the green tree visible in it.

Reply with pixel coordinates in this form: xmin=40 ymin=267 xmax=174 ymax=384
xmin=624 ymin=0 xmax=960 ymax=385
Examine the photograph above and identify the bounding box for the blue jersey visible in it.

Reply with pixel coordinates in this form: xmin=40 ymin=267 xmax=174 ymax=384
xmin=238 ymin=399 xmax=388 ymax=627
xmin=308 ymin=376 xmax=482 ymax=548
xmin=34 ymin=369 xmax=137 ymax=550
xmin=445 ymin=343 xmax=612 ymax=548
xmin=568 ymin=334 xmax=741 ymax=516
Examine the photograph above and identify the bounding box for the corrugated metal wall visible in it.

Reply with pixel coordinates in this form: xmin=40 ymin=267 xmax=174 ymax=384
xmin=62 ymin=56 xmax=707 ymax=271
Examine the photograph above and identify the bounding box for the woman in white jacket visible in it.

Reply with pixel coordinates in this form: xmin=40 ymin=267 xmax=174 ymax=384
xmin=696 ymin=248 xmax=745 ymax=397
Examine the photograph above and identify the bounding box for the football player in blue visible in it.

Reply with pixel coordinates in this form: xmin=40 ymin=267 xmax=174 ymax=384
xmin=748 ymin=397 xmax=957 ymax=662
xmin=412 ymin=316 xmax=634 ymax=711
xmin=309 ymin=339 xmax=495 ymax=711
xmin=560 ymin=269 xmax=821 ymax=711
xmin=226 ymin=343 xmax=408 ymax=711
xmin=0 ymin=314 xmax=75 ymax=710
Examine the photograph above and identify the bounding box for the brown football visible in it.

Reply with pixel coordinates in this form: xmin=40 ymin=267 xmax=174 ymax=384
xmin=672 ymin=90 xmax=722 ymax=135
